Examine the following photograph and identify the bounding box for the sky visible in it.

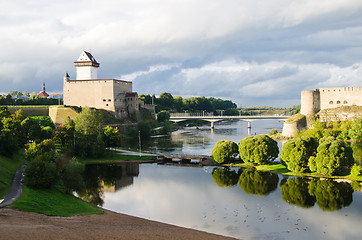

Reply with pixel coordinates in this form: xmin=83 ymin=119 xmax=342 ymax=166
xmin=1 ymin=0 xmax=362 ymax=107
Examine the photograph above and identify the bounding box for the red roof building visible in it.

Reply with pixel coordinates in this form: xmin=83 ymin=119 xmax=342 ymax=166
xmin=38 ymin=82 xmax=49 ymax=98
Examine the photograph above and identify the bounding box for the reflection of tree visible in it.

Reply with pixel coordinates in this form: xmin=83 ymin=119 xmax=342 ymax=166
xmin=308 ymin=180 xmax=353 ymax=211
xmin=238 ymin=168 xmax=279 ymax=196
xmin=212 ymin=167 xmax=239 ymax=187
xmin=77 ymin=164 xmax=124 ymax=206
xmin=280 ymin=178 xmax=315 ymax=208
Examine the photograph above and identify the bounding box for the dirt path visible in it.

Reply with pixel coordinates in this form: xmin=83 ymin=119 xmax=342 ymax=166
xmin=0 ymin=161 xmax=25 ymax=208
xmin=0 ymin=207 xmax=238 ymax=240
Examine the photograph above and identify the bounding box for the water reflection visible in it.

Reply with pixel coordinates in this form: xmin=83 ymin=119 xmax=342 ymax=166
xmin=238 ymin=168 xmax=279 ymax=196
xmin=309 ymin=179 xmax=353 ymax=211
xmin=280 ymin=177 xmax=316 ymax=208
xmin=78 ymin=164 xmax=139 ymax=206
xmin=211 ymin=167 xmax=240 ymax=187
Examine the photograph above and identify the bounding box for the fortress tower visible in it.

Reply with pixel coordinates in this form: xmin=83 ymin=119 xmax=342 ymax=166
xmin=74 ymin=51 xmax=100 ymax=80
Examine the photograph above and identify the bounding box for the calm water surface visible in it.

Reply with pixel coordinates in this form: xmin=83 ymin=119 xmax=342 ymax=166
xmin=83 ymin=120 xmax=362 ymax=240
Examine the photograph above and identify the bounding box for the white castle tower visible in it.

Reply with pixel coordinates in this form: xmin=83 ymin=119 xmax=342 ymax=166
xmin=74 ymin=51 xmax=100 ymax=80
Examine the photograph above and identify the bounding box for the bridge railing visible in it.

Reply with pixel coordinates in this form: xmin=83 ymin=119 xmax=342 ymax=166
xmin=170 ymin=112 xmax=215 ymax=117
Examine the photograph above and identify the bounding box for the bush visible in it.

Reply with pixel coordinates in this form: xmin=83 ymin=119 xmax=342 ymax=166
xmin=24 ymin=159 xmax=58 ymax=189
xmin=351 ymin=164 xmax=362 ymax=177
xmin=238 ymin=135 xmax=279 ymax=165
xmin=212 ymin=140 xmax=238 ymax=164
xmin=280 ymin=136 xmax=317 ymax=173
xmin=268 ymin=129 xmax=278 ymax=136
xmin=308 ymin=140 xmax=354 ymax=176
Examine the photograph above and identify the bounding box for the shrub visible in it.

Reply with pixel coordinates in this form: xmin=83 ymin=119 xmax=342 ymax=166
xmin=308 ymin=140 xmax=354 ymax=176
xmin=268 ymin=129 xmax=278 ymax=136
xmin=280 ymin=136 xmax=317 ymax=173
xmin=24 ymin=159 xmax=58 ymax=189
xmin=238 ymin=135 xmax=279 ymax=165
xmin=212 ymin=140 xmax=238 ymax=164
xmin=351 ymin=164 xmax=362 ymax=177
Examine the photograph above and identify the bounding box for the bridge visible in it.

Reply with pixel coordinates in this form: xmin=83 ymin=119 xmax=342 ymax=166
xmin=169 ymin=113 xmax=290 ymax=129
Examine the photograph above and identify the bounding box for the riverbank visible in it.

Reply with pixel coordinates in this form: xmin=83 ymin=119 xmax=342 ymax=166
xmin=0 ymin=206 xmax=236 ymax=240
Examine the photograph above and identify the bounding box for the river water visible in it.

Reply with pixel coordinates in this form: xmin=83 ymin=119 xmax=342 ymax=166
xmin=82 ymin=120 xmax=362 ymax=240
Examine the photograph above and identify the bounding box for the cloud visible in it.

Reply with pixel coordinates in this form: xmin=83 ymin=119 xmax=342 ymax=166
xmin=0 ymin=0 xmax=362 ymax=106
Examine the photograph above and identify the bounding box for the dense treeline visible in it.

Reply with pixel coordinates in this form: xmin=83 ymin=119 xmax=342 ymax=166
xmin=139 ymin=92 xmax=237 ymax=114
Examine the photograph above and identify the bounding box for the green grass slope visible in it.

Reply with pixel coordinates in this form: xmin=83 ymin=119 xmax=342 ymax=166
xmin=0 ymin=152 xmax=24 ymax=199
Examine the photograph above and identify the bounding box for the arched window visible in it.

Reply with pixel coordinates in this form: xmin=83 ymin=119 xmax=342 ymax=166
xmin=329 ymin=101 xmax=333 ymax=104
xmin=337 ymin=100 xmax=341 ymax=104
xmin=343 ymin=100 xmax=348 ymax=104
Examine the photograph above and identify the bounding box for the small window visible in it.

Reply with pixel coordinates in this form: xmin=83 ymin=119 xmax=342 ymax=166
xmin=337 ymin=100 xmax=341 ymax=104
xmin=329 ymin=101 xmax=333 ymax=104
xmin=343 ymin=100 xmax=348 ymax=104
xmin=108 ymin=99 xmax=111 ymax=102
xmin=106 ymin=104 xmax=108 ymax=106
xmin=103 ymin=99 xmax=106 ymax=102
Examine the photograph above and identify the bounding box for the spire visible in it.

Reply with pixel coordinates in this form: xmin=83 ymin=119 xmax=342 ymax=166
xmin=42 ymin=82 xmax=46 ymax=92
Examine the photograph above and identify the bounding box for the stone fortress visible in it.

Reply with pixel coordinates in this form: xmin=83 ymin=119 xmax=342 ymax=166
xmin=300 ymin=87 xmax=362 ymax=116
xmin=282 ymin=86 xmax=362 ymax=137
xmin=63 ymin=51 xmax=140 ymax=118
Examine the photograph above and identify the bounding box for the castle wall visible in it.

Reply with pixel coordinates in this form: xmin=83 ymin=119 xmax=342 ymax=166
xmin=63 ymin=79 xmax=132 ymax=112
xmin=319 ymin=87 xmax=362 ymax=111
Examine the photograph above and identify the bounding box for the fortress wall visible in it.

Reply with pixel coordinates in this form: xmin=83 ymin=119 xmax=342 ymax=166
xmin=64 ymin=79 xmax=131 ymax=112
xmin=319 ymin=87 xmax=362 ymax=111
xmin=49 ymin=106 xmax=79 ymax=126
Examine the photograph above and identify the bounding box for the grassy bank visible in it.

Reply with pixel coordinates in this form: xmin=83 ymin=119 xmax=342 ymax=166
xmin=0 ymin=152 xmax=24 ymax=199
xmin=12 ymin=184 xmax=103 ymax=217
xmin=224 ymin=162 xmax=362 ymax=181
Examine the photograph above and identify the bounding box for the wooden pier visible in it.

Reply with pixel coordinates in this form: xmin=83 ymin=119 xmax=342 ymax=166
xmin=160 ymin=154 xmax=213 ymax=165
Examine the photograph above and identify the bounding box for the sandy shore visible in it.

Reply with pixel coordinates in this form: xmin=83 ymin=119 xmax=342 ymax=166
xmin=0 ymin=207 xmax=238 ymax=240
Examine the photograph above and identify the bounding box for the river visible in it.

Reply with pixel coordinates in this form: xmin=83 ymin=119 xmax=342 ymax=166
xmin=82 ymin=119 xmax=362 ymax=240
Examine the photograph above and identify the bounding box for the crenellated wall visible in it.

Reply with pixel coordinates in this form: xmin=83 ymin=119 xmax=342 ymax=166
xmin=300 ymin=87 xmax=362 ymax=115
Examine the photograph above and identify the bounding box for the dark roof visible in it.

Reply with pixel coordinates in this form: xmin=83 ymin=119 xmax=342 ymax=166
xmin=126 ymin=92 xmax=138 ymax=97
xmin=84 ymin=51 xmax=99 ymax=65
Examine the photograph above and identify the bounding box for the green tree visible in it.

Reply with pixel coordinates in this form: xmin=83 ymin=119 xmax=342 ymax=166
xmin=157 ymin=110 xmax=170 ymax=122
xmin=280 ymin=177 xmax=315 ymax=208
xmin=280 ymin=136 xmax=317 ymax=173
xmin=308 ymin=180 xmax=353 ymax=211
xmin=308 ymin=140 xmax=354 ymax=176
xmin=349 ymin=117 xmax=362 ymax=141
xmin=212 ymin=167 xmax=239 ymax=187
xmin=75 ymin=107 xmax=103 ymax=136
xmin=238 ymin=168 xmax=279 ymax=196
xmin=74 ymin=108 xmax=105 ymax=158
xmin=212 ymin=140 xmax=238 ymax=164
xmin=238 ymin=135 xmax=279 ymax=165
xmin=158 ymin=92 xmax=174 ymax=110
xmin=103 ymin=126 xmax=121 ymax=148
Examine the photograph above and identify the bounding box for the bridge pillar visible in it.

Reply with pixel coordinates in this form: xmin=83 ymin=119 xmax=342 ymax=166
xmin=247 ymin=121 xmax=251 ymax=129
xmin=211 ymin=122 xmax=214 ymax=129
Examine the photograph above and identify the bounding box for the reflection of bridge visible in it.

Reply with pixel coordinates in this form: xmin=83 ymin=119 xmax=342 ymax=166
xmin=169 ymin=113 xmax=290 ymax=129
